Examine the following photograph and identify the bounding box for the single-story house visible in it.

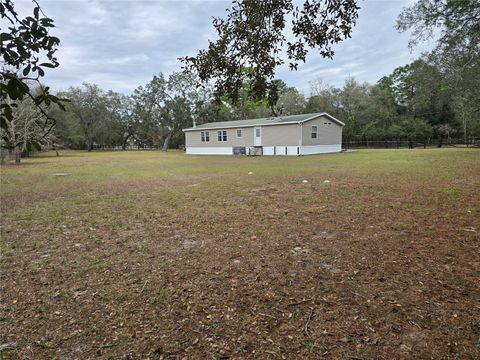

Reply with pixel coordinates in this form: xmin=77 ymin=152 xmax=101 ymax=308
xmin=183 ymin=112 xmax=344 ymax=156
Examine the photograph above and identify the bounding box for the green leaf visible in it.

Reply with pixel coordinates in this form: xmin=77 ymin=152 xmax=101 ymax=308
xmin=2 ymin=105 xmax=12 ymax=120
xmin=39 ymin=62 xmax=56 ymax=68
xmin=31 ymin=140 xmax=42 ymax=151
xmin=1 ymin=112 xmax=11 ymax=129
xmin=17 ymin=45 xmax=29 ymax=58
xmin=23 ymin=64 xmax=31 ymax=76
xmin=6 ymin=79 xmax=20 ymax=100
xmin=0 ymin=32 xmax=13 ymax=41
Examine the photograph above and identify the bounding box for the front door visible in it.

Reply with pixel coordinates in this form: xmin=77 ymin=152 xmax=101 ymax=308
xmin=254 ymin=127 xmax=262 ymax=146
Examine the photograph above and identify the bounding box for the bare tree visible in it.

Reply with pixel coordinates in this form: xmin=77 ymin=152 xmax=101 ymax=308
xmin=136 ymin=72 xmax=212 ymax=151
xmin=1 ymin=95 xmax=54 ymax=164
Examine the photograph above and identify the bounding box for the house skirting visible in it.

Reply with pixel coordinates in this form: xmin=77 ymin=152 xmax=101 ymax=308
xmin=300 ymin=144 xmax=342 ymax=155
xmin=186 ymin=147 xmax=233 ymax=155
xmin=186 ymin=144 xmax=342 ymax=156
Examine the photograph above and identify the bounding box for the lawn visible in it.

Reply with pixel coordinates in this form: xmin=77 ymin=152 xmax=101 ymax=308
xmin=1 ymin=149 xmax=479 ymax=359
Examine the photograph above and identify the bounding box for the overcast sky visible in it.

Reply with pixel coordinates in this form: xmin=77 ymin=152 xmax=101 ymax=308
xmin=15 ymin=0 xmax=435 ymax=95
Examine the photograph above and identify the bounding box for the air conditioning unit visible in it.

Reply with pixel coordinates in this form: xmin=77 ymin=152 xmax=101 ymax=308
xmin=248 ymin=146 xmax=263 ymax=156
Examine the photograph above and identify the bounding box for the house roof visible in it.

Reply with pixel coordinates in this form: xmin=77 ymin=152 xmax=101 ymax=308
xmin=183 ymin=112 xmax=344 ymax=132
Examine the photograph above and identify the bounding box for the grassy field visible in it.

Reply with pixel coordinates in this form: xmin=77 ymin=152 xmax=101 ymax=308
xmin=1 ymin=149 xmax=479 ymax=359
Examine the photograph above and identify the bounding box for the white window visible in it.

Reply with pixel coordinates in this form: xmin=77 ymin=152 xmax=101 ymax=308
xmin=311 ymin=125 xmax=318 ymax=139
xmin=255 ymin=128 xmax=261 ymax=137
xmin=200 ymin=131 xmax=210 ymax=142
xmin=236 ymin=129 xmax=242 ymax=137
xmin=217 ymin=130 xmax=227 ymax=141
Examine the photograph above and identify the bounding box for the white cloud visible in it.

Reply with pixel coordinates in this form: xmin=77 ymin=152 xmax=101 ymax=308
xmin=11 ymin=0 xmax=434 ymax=95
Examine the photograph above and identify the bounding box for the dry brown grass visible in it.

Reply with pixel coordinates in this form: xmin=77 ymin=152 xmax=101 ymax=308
xmin=1 ymin=149 xmax=479 ymax=359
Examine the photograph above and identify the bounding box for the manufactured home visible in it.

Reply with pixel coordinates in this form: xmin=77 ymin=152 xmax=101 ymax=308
xmin=183 ymin=112 xmax=344 ymax=156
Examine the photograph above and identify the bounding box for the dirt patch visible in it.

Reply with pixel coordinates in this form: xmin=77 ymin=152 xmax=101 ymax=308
xmin=1 ymin=149 xmax=479 ymax=359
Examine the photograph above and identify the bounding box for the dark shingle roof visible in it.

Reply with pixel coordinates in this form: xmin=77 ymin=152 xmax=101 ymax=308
xmin=183 ymin=112 xmax=343 ymax=131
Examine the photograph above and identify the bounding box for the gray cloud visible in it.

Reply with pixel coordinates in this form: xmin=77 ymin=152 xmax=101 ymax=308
xmin=278 ymin=0 xmax=436 ymax=93
xmin=15 ymin=0 xmax=434 ymax=95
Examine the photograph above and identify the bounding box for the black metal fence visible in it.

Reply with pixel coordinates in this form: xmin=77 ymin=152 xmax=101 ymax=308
xmin=90 ymin=145 xmax=161 ymax=150
xmin=343 ymin=138 xmax=480 ymax=149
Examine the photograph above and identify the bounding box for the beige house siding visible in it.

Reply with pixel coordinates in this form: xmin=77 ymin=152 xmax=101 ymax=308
xmin=302 ymin=115 xmax=342 ymax=146
xmin=185 ymin=114 xmax=343 ymax=150
xmin=261 ymin=124 xmax=301 ymax=146
xmin=186 ymin=127 xmax=254 ymax=147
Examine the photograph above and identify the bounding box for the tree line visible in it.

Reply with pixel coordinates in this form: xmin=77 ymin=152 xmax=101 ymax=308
xmin=2 ymin=0 xmax=479 ymax=164
xmin=49 ymin=49 xmax=480 ymax=152
xmin=4 ymin=53 xmax=479 ymax=160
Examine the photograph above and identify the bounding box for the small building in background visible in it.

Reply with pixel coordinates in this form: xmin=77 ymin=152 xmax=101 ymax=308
xmin=183 ymin=112 xmax=344 ymax=156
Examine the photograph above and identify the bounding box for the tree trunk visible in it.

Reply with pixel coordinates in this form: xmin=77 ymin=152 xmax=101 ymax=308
xmin=122 ymin=133 xmax=132 ymax=150
xmin=14 ymin=146 xmax=21 ymax=165
xmin=461 ymin=108 xmax=467 ymax=146
xmin=86 ymin=137 xmax=92 ymax=152
xmin=162 ymin=132 xmax=173 ymax=152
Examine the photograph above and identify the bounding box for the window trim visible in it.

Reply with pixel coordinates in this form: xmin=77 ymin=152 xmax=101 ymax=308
xmin=217 ymin=130 xmax=227 ymax=142
xmin=201 ymin=131 xmax=210 ymax=142
xmin=311 ymin=125 xmax=318 ymax=139
xmin=236 ymin=129 xmax=242 ymax=138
